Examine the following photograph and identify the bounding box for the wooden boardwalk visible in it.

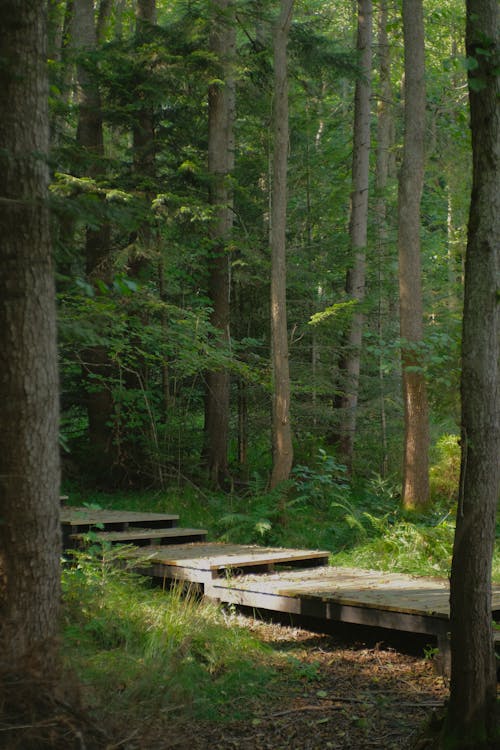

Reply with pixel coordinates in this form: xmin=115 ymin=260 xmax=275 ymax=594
xmin=61 ymin=506 xmax=500 ymax=665
xmin=60 ymin=506 xmax=206 ymax=548
xmin=126 ymin=542 xmax=329 ymax=582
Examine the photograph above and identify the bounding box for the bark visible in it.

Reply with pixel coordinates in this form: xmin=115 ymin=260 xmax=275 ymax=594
xmin=111 ymin=0 xmax=160 ymax=483
xmin=270 ymin=0 xmax=294 ymax=489
xmin=96 ymin=0 xmax=113 ymax=44
xmin=397 ymin=0 xmax=430 ymax=509
xmin=0 ymin=0 xmax=61 ymax=673
xmin=237 ymin=378 xmax=249 ymax=472
xmin=444 ymin=2 xmax=500 ymax=746
xmin=133 ymin=0 xmax=157 ymax=221
xmin=205 ymin=0 xmax=236 ymax=487
xmin=73 ymin=0 xmax=115 ymax=479
xmin=374 ymin=0 xmax=392 ymax=476
xmin=336 ymin=0 xmax=373 ymax=469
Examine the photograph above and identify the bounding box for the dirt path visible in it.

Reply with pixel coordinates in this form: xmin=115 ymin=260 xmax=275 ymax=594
xmin=143 ymin=616 xmax=448 ymax=750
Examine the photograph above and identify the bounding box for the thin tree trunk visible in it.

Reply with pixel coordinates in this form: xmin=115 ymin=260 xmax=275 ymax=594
xmin=444 ymin=1 xmax=500 ymax=746
xmin=205 ymin=0 xmax=236 ymax=487
xmin=270 ymin=0 xmax=294 ymax=489
xmin=374 ymin=0 xmax=392 ymax=476
xmin=336 ymin=0 xmax=372 ymax=470
xmin=114 ymin=0 xmax=159 ymax=484
xmin=237 ymin=378 xmax=248 ymax=472
xmin=96 ymin=0 xmax=113 ymax=43
xmin=133 ymin=0 xmax=156 ymax=225
xmin=0 ymin=0 xmax=61 ymax=678
xmin=397 ymin=0 xmax=430 ymax=509
xmin=73 ymin=0 xmax=115 ymax=480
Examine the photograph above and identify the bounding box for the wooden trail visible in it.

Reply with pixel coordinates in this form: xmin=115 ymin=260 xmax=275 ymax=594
xmin=61 ymin=506 xmax=500 ymax=668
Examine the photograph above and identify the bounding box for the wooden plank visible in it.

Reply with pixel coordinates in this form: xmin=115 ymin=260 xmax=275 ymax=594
xmin=207 ymin=581 xmax=449 ymax=637
xmin=124 ymin=542 xmax=328 ymax=567
xmin=123 ymin=542 xmax=330 ymax=578
xmin=210 ymin=566 xmax=500 ymax=623
xmin=72 ymin=527 xmax=207 ymax=546
xmin=132 ymin=563 xmax=212 ymax=585
xmin=60 ymin=506 xmax=179 ymax=529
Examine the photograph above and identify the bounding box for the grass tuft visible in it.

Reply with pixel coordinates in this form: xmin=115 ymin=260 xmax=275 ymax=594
xmin=62 ymin=545 xmax=304 ymax=725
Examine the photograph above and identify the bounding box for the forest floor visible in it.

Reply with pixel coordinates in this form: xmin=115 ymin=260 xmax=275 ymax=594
xmin=133 ymin=615 xmax=448 ymax=750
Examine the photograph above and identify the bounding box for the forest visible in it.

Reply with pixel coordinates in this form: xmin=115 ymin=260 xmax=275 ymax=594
xmin=52 ymin=0 xmax=466 ymax=496
xmin=0 ymin=0 xmax=499 ymax=749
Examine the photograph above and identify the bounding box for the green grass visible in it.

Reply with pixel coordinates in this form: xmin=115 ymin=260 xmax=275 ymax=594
xmin=62 ymin=545 xmax=311 ymax=725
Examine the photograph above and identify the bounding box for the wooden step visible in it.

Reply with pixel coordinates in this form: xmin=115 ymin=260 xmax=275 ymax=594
xmin=60 ymin=506 xmax=180 ymax=549
xmin=125 ymin=542 xmax=330 ymax=584
xmin=72 ymin=527 xmax=208 ymax=547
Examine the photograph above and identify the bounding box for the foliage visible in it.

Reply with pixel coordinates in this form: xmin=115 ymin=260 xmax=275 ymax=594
xmin=429 ymin=433 xmax=461 ymax=501
xmin=62 ymin=543 xmax=310 ymax=724
xmin=49 ymin=0 xmax=474 ymax=498
xmin=292 ymin=449 xmax=350 ymax=510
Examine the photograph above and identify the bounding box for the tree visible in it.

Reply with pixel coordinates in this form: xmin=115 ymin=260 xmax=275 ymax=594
xmin=373 ymin=0 xmax=393 ymax=477
xmin=335 ymin=0 xmax=373 ymax=469
xmin=204 ymin=0 xmax=236 ymax=487
xmin=270 ymin=0 xmax=294 ymax=489
xmin=443 ymin=1 xmax=500 ymax=747
xmin=0 ymin=0 xmax=61 ymax=725
xmin=132 ymin=0 xmax=157 ymax=255
xmin=397 ymin=0 xmax=430 ymax=509
xmin=72 ymin=0 xmax=115 ymax=481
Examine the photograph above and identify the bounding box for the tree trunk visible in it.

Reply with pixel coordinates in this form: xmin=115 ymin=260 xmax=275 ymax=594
xmin=0 ymin=0 xmax=61 ymax=678
xmin=397 ymin=0 xmax=430 ymax=509
xmin=374 ymin=0 xmax=392 ymax=476
xmin=73 ymin=0 xmax=115 ymax=480
xmin=336 ymin=0 xmax=373 ymax=469
xmin=133 ymin=0 xmax=156 ymax=248
xmin=270 ymin=0 xmax=294 ymax=489
xmin=444 ymin=2 xmax=500 ymax=746
xmin=204 ymin=0 xmax=236 ymax=487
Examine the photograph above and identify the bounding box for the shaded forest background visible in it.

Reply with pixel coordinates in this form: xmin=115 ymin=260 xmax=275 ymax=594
xmin=51 ymin=0 xmax=468 ymax=499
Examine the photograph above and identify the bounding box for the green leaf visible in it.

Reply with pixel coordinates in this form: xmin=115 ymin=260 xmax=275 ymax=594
xmin=75 ymin=278 xmax=95 ymax=297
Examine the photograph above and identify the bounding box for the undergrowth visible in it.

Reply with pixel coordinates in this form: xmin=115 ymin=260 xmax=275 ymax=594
xmin=62 ymin=545 xmax=312 ymax=728
xmin=62 ymin=440 xmax=500 ymax=583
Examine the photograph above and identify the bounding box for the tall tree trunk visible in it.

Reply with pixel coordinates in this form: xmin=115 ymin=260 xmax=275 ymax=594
xmin=397 ymin=0 xmax=430 ymax=509
xmin=444 ymin=2 xmax=500 ymax=746
xmin=374 ymin=0 xmax=392 ymax=476
xmin=116 ymin=0 xmax=159 ymax=483
xmin=0 ymin=0 xmax=61 ymax=682
xmin=336 ymin=0 xmax=373 ymax=469
xmin=73 ymin=0 xmax=115 ymax=480
xmin=204 ymin=0 xmax=236 ymax=487
xmin=133 ymin=0 xmax=156 ymax=248
xmin=270 ymin=0 xmax=294 ymax=489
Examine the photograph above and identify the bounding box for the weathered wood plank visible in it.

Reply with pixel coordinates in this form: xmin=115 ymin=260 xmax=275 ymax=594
xmin=60 ymin=506 xmax=179 ymax=528
xmin=124 ymin=542 xmax=330 ymax=577
xmin=72 ymin=527 xmax=208 ymax=546
xmin=209 ymin=566 xmax=500 ymax=624
xmin=207 ymin=581 xmax=450 ymax=637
